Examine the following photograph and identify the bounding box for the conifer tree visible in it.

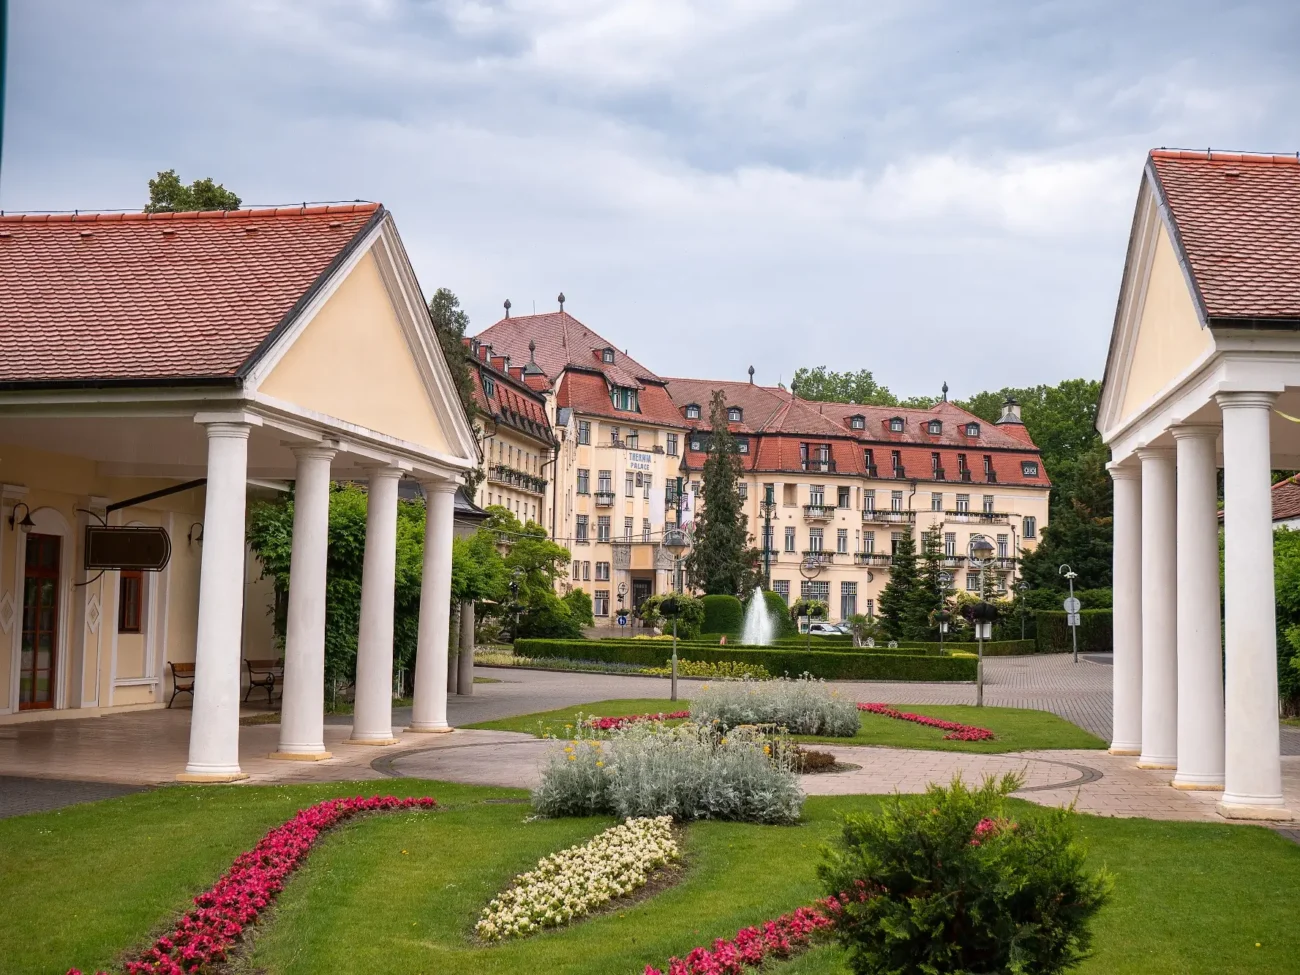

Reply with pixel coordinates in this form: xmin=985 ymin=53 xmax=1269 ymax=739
xmin=904 ymin=528 xmax=946 ymax=639
xmin=876 ymin=525 xmax=919 ymax=640
xmin=684 ymin=391 xmax=759 ymax=595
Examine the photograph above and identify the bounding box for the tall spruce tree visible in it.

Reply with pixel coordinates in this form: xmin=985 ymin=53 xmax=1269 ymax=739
xmin=904 ymin=528 xmax=945 ymax=639
xmin=876 ymin=525 xmax=919 ymax=640
xmin=685 ymin=391 xmax=758 ymax=595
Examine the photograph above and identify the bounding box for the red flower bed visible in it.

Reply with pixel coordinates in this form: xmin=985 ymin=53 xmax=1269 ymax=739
xmin=642 ymin=885 xmax=870 ymax=975
xmin=586 ymin=710 xmax=690 ymax=731
xmin=68 ymin=795 xmax=436 ymax=975
xmin=857 ymin=702 xmax=995 ymax=741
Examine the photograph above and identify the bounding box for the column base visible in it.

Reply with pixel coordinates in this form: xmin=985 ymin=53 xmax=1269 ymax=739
xmin=1108 ymin=746 xmax=1141 ymax=756
xmin=1171 ymin=772 xmax=1224 ymax=790
xmin=1137 ymin=759 xmax=1176 ymax=770
xmin=1217 ymin=799 xmax=1293 ymax=821
xmin=406 ymin=724 xmax=454 ymax=734
xmin=176 ymin=770 xmax=249 ymax=783
xmin=344 ymin=737 xmax=400 ymax=746
xmin=269 ymin=750 xmax=333 ymax=762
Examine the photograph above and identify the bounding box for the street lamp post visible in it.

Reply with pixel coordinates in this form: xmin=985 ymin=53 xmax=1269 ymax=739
xmin=662 ymin=527 xmax=691 ymax=701
xmin=799 ymin=555 xmax=825 ymax=652
xmin=508 ymin=567 xmax=524 ymax=643
xmin=759 ymin=485 xmax=778 ymax=591
xmin=1015 ymin=581 xmax=1029 ymax=641
xmin=1058 ymin=564 xmax=1080 ymax=663
xmin=968 ymin=534 xmax=996 ymax=707
xmin=617 ymin=581 xmax=627 ymax=635
xmin=937 ymin=570 xmax=953 ymax=656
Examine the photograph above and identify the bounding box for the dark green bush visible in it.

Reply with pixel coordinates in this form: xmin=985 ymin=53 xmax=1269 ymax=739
xmin=638 ymin=592 xmax=705 ymax=639
xmin=763 ymin=589 xmax=799 ymax=638
xmin=1035 ymin=609 xmax=1112 ymax=653
xmin=820 ymin=775 xmax=1111 ymax=975
xmin=701 ymin=594 xmax=744 ymax=634
xmin=513 ymin=639 xmax=977 ymax=681
xmin=902 ymin=638 xmax=1039 ymax=657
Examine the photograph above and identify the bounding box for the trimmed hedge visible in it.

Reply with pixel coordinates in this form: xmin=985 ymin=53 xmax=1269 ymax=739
xmin=763 ymin=590 xmax=798 ymax=638
xmin=1035 ymin=610 xmax=1112 ymax=653
xmin=701 ymin=594 xmax=744 ymax=634
xmin=515 ymin=639 xmax=977 ymax=682
xmin=593 ymin=637 xmax=938 ymax=657
xmin=901 ymin=639 xmax=1039 ymax=657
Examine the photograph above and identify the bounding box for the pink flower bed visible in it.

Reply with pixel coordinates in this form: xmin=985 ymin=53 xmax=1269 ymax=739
xmin=856 ymin=702 xmax=995 ymax=741
xmin=642 ymin=885 xmax=870 ymax=975
xmin=586 ymin=710 xmax=690 ymax=731
xmin=68 ymin=795 xmax=436 ymax=975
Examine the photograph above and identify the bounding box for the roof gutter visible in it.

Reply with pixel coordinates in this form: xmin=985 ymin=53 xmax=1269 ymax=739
xmin=0 ymin=374 xmax=243 ymax=392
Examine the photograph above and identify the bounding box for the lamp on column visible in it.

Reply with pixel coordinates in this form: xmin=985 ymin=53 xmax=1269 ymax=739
xmin=8 ymin=502 xmax=34 ymax=533
xmin=967 ymin=533 xmax=997 ymax=707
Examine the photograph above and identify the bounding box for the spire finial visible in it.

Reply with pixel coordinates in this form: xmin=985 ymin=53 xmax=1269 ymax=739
xmin=557 ymin=292 xmax=566 ymax=311
xmin=503 ymin=298 xmax=511 ymax=318
xmin=941 ymin=381 xmax=949 ymax=402
xmin=748 ymin=365 xmax=755 ymax=384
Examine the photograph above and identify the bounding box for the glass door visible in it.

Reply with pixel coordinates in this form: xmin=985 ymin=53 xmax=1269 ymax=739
xmin=19 ymin=533 xmax=61 ymax=710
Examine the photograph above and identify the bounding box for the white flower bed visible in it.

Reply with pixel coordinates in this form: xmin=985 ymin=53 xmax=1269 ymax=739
xmin=475 ymin=816 xmax=679 ymax=941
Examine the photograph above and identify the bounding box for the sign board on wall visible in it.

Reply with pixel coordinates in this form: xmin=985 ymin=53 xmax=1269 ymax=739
xmin=84 ymin=526 xmax=172 ymax=571
xmin=628 ymin=451 xmax=652 ymax=472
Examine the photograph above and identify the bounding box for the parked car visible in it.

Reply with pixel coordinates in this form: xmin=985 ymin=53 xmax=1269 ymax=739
xmin=806 ymin=621 xmax=848 ymax=636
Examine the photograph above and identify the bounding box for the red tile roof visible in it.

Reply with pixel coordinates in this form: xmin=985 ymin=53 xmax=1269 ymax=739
xmin=0 ymin=204 xmax=382 ymax=386
xmin=556 ymin=369 xmax=687 ymax=429
xmin=474 ymin=310 xmax=661 ymax=388
xmin=1273 ymin=475 xmax=1300 ymax=523
xmin=1149 ymin=150 xmax=1300 ymax=324
xmin=467 ymin=349 xmax=555 ymax=446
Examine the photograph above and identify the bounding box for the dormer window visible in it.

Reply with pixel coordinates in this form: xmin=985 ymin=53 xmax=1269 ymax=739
xmin=849 ymin=414 xmax=865 ymax=430
xmin=965 ymin=422 xmax=980 ymax=437
xmin=727 ymin=407 xmax=743 ymax=423
xmin=601 ymin=347 xmax=615 ymax=364
xmin=685 ymin=403 xmax=701 ymax=420
xmin=1021 ymin=461 xmax=1039 ymax=477
xmin=611 ymin=386 xmax=639 ymax=411
xmin=927 ymin=419 xmax=941 ymax=435
xmin=888 ymin=417 xmax=904 ymax=433
xmin=483 ymin=376 xmax=495 ymax=397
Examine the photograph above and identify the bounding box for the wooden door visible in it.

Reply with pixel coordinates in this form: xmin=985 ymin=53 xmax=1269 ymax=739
xmin=19 ymin=533 xmax=61 ymax=710
xmin=632 ymin=578 xmax=652 ymax=611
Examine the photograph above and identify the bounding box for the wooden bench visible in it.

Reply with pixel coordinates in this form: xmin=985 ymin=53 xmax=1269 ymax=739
xmin=168 ymin=661 xmax=195 ymax=708
xmin=244 ymin=658 xmax=284 ymax=707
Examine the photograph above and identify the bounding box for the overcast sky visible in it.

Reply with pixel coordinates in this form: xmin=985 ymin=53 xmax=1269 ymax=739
xmin=4 ymin=1 xmax=1297 ymax=399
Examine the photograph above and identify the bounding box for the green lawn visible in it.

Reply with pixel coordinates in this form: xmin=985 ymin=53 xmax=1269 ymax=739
xmin=1 ymin=783 xmax=1297 ymax=974
xmin=464 ymin=698 xmax=1106 ymax=753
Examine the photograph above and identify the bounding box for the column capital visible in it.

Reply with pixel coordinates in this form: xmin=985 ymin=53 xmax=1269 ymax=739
xmin=1107 ymin=461 xmax=1141 ymax=481
xmin=360 ymin=464 xmax=405 ymax=481
xmin=1215 ymin=390 xmax=1279 ymax=411
xmin=1170 ymin=423 xmax=1220 ymax=442
xmin=199 ymin=420 xmax=253 ymax=440
xmin=290 ymin=443 xmax=338 ymax=462
xmin=420 ymin=478 xmax=459 ymax=496
xmin=194 ymin=410 xmax=262 ymax=429
xmin=1135 ymin=444 xmax=1174 ymax=461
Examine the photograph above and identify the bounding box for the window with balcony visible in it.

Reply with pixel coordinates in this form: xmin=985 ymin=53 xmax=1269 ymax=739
xmin=966 ymin=422 xmax=980 ymax=437
xmin=1022 ymin=461 xmax=1039 ymax=477
xmin=625 ymin=472 xmax=634 ymax=497
xmin=596 ymin=561 xmax=610 ymax=581
xmin=888 ymin=417 xmax=904 ymax=432
xmin=890 ymin=531 xmax=903 ymax=555
xmin=863 ymin=448 xmax=876 ymax=474
xmin=983 ymin=494 xmax=995 ymax=514
xmin=928 ymin=419 xmax=942 ymax=435
xmin=761 ymin=525 xmax=774 ymax=551
xmin=727 ymin=406 xmax=743 ymax=422
xmin=864 ymin=489 xmax=876 ymax=511
xmin=685 ymin=403 xmax=700 ymax=419
xmin=997 ymin=534 xmax=1008 ymax=558
xmin=597 ymin=516 xmax=611 ymax=542
xmin=931 ymin=492 xmax=943 ymax=511
xmin=841 ymin=581 xmax=857 ymax=618
xmin=1023 ymin=515 xmax=1037 ymax=539
xmin=957 ymin=453 xmax=969 ymax=478
xmin=808 ymin=528 xmax=824 ymax=552
xmin=956 ymin=493 xmax=970 ymax=513
xmin=837 ymin=528 xmax=848 ymax=554
xmin=576 ymin=515 xmax=589 ymax=542
xmin=594 ymin=590 xmax=610 ymax=616
xmin=932 ymin=451 xmax=942 ymax=474
xmin=891 ymin=449 xmax=903 ymax=477
xmin=983 ymin=454 xmax=993 ymax=474
xmin=627 ymin=430 xmax=639 ymax=448
xmin=623 ymin=517 xmax=633 ymax=540
xmin=578 ymin=420 xmax=591 ymax=444
xmin=643 ymin=518 xmax=651 ymax=542
xmin=577 ymin=469 xmax=590 ymax=494
xmin=667 ymin=433 xmax=678 ymax=456
xmin=863 ymin=531 xmax=875 ymax=554
xmin=810 ymin=485 xmax=825 ymax=506
xmin=944 ymin=532 xmax=956 ymax=556
xmin=611 ymin=387 xmax=639 ymax=411
xmin=598 ymin=470 xmax=612 ymax=493
xmin=891 ymin=490 xmax=903 ymax=512
xmin=837 ymin=486 xmax=850 ymax=508
xmin=784 ymin=526 xmax=796 ymax=552
xmin=773 ymin=580 xmax=790 ymax=603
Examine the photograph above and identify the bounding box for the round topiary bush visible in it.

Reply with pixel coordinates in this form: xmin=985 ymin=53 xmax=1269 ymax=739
xmin=763 ymin=589 xmax=798 ymax=638
xmin=700 ymin=594 xmax=744 ymax=635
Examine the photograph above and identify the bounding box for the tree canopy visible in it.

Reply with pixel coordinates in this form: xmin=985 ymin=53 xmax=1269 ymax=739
xmin=144 ymin=169 xmax=241 ymax=212
xmin=790 ymin=366 xmax=938 ymax=409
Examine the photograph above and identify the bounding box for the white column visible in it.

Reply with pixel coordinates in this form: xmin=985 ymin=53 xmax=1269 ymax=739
xmin=409 ymin=480 xmax=456 ymax=732
xmin=181 ymin=421 xmax=251 ymax=781
xmin=347 ymin=466 xmax=403 ymax=745
xmin=1171 ymin=425 xmax=1225 ymax=789
xmin=458 ymin=600 xmax=475 ymax=695
xmin=1136 ymin=446 xmax=1177 ymax=769
xmin=272 ymin=445 xmax=336 ymax=760
xmin=1108 ymin=463 xmax=1143 ymax=755
xmin=1216 ymin=391 xmax=1291 ymax=819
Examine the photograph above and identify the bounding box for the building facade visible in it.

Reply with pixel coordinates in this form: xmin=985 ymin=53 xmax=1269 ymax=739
xmin=663 ymin=378 xmax=1051 ymax=620
xmin=472 ymin=305 xmax=688 ymax=620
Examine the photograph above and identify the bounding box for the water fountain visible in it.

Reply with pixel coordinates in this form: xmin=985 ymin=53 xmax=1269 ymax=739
xmin=740 ymin=589 xmax=775 ymax=646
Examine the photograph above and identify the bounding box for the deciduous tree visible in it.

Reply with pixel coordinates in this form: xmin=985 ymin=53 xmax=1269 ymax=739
xmin=144 ymin=169 xmax=241 ymax=212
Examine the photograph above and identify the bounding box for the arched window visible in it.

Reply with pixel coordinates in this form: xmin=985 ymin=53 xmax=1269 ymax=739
xmin=727 ymin=407 xmax=743 ymax=422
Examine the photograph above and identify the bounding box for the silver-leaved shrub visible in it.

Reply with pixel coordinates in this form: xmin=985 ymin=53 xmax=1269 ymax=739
xmin=690 ymin=676 xmax=860 ymax=736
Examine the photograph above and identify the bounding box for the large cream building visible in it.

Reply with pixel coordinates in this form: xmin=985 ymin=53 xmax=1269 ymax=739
xmin=476 ymin=304 xmax=1051 ymax=623
xmin=664 ymin=377 xmax=1051 ymax=620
